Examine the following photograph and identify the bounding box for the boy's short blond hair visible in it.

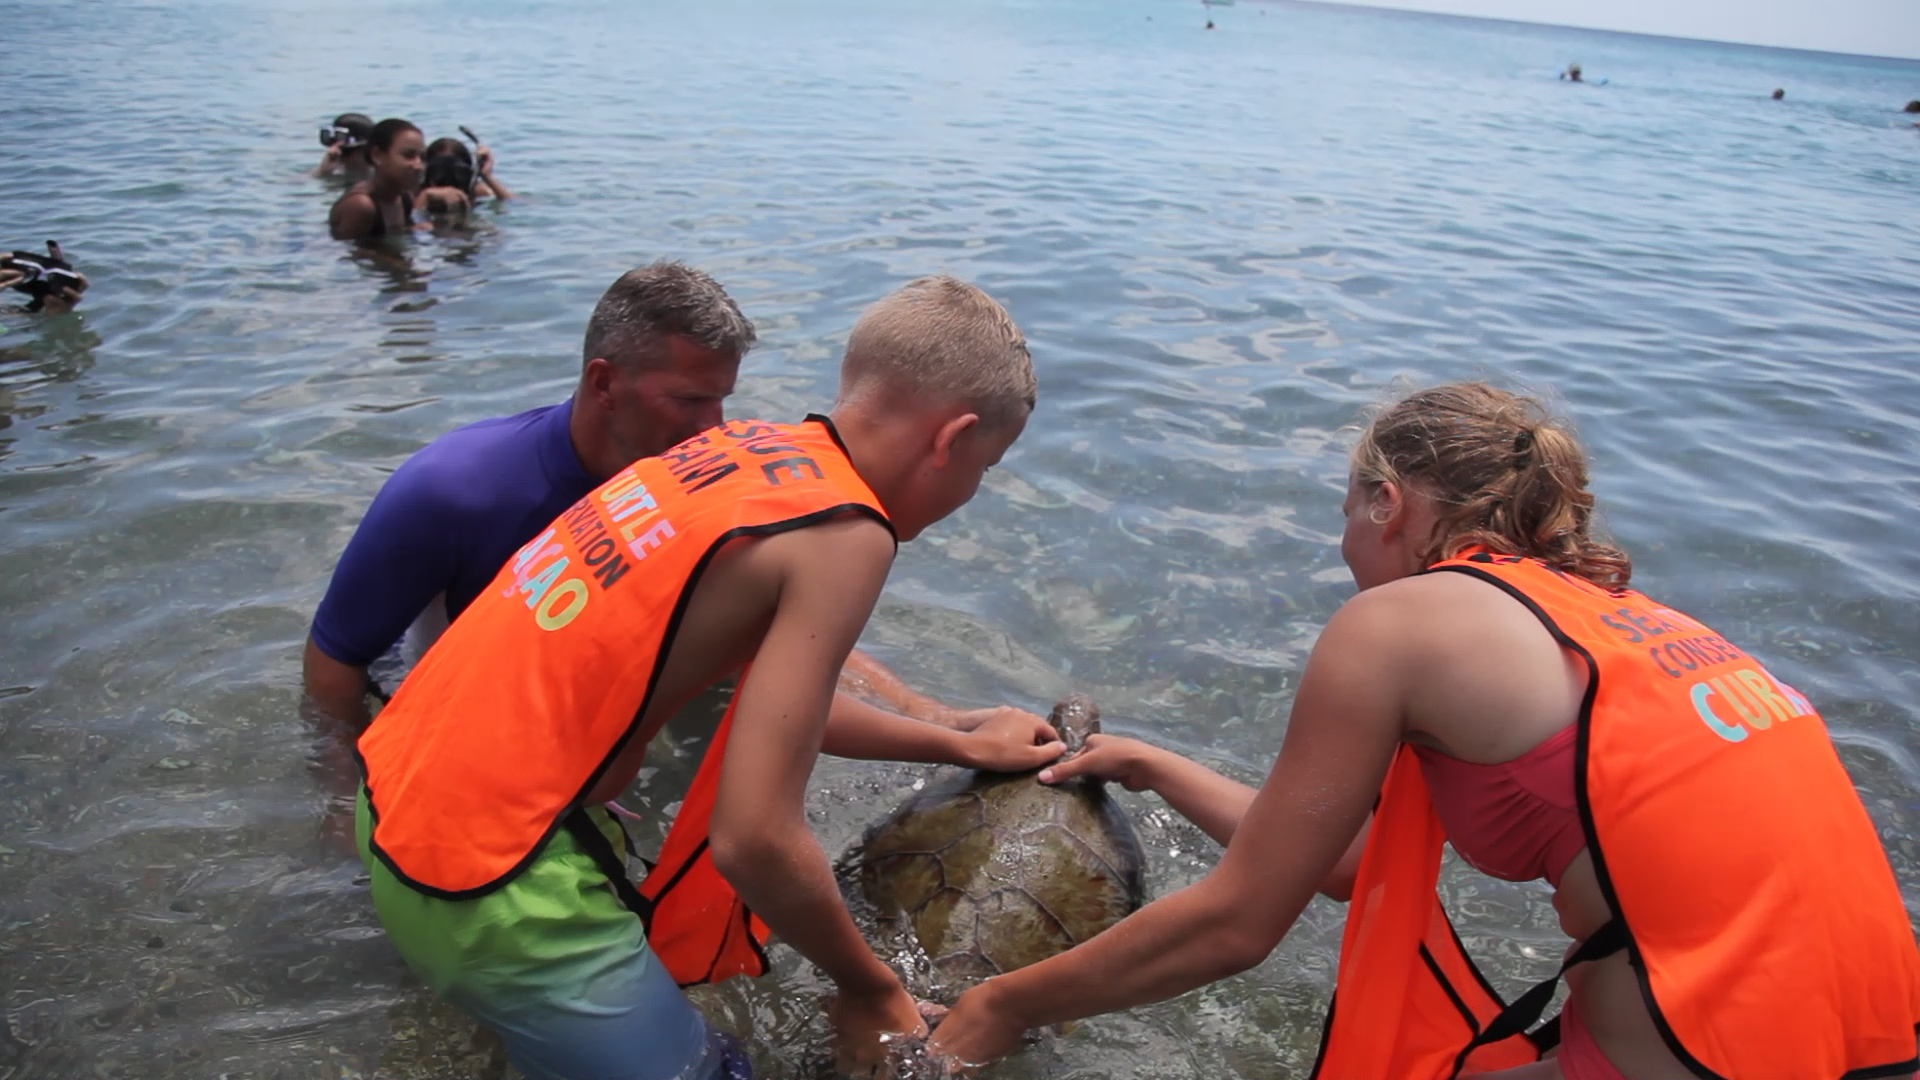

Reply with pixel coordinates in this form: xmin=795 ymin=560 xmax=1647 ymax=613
xmin=842 ymin=276 xmax=1036 ymax=429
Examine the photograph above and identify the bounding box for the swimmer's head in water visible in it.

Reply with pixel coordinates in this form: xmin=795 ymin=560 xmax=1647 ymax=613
xmin=422 ymin=138 xmax=477 ymax=194
xmin=1906 ymin=100 xmax=1920 ymax=113
xmin=2 ymin=242 xmax=87 ymax=313
xmin=1348 ymin=382 xmax=1629 ymax=590
xmin=1772 ymin=88 xmax=1785 ymax=100
xmin=368 ymin=118 xmax=425 ymax=193
xmin=579 ymin=262 xmax=757 ymax=463
xmin=320 ymin=112 xmax=374 ymax=151
xmin=835 ymin=276 xmax=1034 ymax=538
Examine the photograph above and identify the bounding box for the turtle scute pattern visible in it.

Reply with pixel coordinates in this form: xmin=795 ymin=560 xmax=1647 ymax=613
xmin=857 ymin=731 xmax=1146 ymax=989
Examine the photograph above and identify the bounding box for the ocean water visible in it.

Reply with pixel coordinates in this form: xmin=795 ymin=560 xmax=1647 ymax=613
xmin=3 ymin=0 xmax=1919 ymax=1076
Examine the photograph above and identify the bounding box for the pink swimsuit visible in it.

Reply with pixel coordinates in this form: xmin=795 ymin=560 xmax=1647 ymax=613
xmin=1411 ymin=725 xmax=1585 ymax=888
xmin=1413 ymin=727 xmax=1627 ymax=1080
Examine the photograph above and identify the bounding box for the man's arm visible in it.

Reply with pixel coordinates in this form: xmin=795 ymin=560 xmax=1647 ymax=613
xmin=304 ymin=637 xmax=377 ymax=732
xmin=303 ymin=459 xmax=469 ymax=733
xmin=706 ymin=517 xmax=923 ymax=1040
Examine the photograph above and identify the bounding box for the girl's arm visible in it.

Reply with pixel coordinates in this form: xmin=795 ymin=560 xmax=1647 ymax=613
xmin=927 ymin=589 xmax=1410 ymax=1067
xmin=474 ymin=144 xmax=512 ymax=199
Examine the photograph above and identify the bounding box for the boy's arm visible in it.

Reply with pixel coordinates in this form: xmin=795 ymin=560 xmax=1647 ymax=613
xmin=707 ymin=516 xmax=923 ymax=1031
xmin=823 ymin=692 xmax=1065 ymax=771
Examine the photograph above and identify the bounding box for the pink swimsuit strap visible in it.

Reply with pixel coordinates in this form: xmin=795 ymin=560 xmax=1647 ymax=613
xmin=1410 ymin=724 xmax=1586 ymax=888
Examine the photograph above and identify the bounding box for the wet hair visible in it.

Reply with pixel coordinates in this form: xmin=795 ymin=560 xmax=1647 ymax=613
xmin=422 ymin=138 xmax=475 ymax=192
xmin=369 ymin=118 xmax=420 ymax=153
xmin=841 ymin=275 xmax=1036 ymax=431
xmin=333 ymin=113 xmax=374 ymax=143
xmin=1351 ymin=382 xmax=1631 ymax=589
xmin=581 ymin=261 xmax=757 ymax=369
xmin=1906 ymin=100 xmax=1920 ymax=113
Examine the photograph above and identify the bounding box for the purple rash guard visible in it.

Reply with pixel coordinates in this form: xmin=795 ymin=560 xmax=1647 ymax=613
xmin=310 ymin=400 xmax=598 ymax=671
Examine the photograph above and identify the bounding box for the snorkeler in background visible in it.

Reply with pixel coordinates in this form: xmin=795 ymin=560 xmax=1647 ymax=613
xmin=329 ymin=119 xmax=425 ymax=242
xmin=415 ymin=130 xmax=513 ymax=225
xmin=315 ymin=113 xmax=376 ymax=179
xmin=2 ymin=242 xmax=88 ymax=313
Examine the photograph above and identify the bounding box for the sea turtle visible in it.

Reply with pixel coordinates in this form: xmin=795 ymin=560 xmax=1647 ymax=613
xmin=850 ymin=694 xmax=1147 ymax=998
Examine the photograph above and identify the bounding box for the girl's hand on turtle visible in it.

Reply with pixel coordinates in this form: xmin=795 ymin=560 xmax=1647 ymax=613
xmin=925 ymin=981 xmax=1026 ymax=1075
xmin=955 ymin=708 xmax=1066 ymax=772
xmin=1040 ymin=734 xmax=1160 ymax=791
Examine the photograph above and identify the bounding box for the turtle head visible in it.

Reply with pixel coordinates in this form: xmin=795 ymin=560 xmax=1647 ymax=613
xmin=1048 ymin=693 xmax=1101 ymax=753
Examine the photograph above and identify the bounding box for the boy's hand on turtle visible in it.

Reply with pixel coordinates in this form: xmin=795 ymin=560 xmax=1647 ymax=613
xmin=1039 ymin=734 xmax=1159 ymax=791
xmin=955 ymin=708 xmax=1066 ymax=772
xmin=829 ymin=979 xmax=930 ymax=1078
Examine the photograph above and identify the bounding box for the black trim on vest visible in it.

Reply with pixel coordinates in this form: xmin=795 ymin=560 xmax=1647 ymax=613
xmin=1526 ymin=1014 xmax=1562 ymax=1055
xmin=1418 ymin=942 xmax=1484 ymax=1049
xmin=1305 ymin=990 xmax=1339 ymax=1080
xmin=1430 ymin=560 xmax=1721 ymax=1079
xmin=564 ymin=807 xmax=655 ymax=926
xmin=1842 ymin=1044 xmax=1920 ymax=1080
xmin=1450 ymin=917 xmax=1626 ymax=1075
xmin=1444 ymin=908 xmax=1512 ymax=1030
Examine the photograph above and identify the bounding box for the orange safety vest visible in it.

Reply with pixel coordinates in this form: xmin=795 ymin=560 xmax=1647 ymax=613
xmin=1311 ymin=552 xmax=1920 ymax=1080
xmin=357 ymin=415 xmax=889 ymax=986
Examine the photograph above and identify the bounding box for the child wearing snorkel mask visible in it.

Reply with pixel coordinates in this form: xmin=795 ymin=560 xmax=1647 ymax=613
xmin=1 ymin=242 xmax=88 ymax=313
xmin=415 ymin=131 xmax=513 ymax=224
xmin=315 ymin=113 xmax=375 ymax=179
xmin=416 ymin=133 xmax=513 ymax=226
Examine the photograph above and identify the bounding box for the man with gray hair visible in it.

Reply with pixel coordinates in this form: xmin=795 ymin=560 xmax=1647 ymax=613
xmin=304 ymin=262 xmax=757 ymax=729
xmin=306 ymin=262 xmax=1054 ymax=756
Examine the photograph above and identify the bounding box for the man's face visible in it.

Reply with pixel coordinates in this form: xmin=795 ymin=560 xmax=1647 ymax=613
xmin=604 ymin=336 xmax=740 ymax=465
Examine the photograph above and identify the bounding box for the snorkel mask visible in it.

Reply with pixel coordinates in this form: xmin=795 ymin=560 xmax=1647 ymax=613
xmin=423 ymin=153 xmax=477 ymax=195
xmin=318 ymin=125 xmax=368 ymax=151
xmin=3 ymin=242 xmax=86 ymax=312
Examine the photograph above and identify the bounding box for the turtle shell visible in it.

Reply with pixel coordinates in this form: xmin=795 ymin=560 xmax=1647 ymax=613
xmin=858 ymin=761 xmax=1146 ymax=988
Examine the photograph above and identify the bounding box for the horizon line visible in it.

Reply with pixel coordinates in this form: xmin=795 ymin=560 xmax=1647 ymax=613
xmin=1260 ymin=0 xmax=1920 ymax=65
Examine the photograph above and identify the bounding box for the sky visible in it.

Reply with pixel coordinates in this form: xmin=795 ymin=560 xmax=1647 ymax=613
xmin=1315 ymin=0 xmax=1920 ymax=60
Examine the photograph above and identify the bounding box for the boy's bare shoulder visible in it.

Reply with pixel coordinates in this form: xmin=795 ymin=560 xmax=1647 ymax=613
xmin=757 ymin=511 xmax=896 ymax=573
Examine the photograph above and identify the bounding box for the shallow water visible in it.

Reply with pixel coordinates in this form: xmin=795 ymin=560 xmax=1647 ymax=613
xmin=4 ymin=0 xmax=1919 ymax=1076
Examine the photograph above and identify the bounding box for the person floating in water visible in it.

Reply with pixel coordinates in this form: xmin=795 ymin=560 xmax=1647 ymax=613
xmin=928 ymin=382 xmax=1920 ymax=1080
xmin=1561 ymin=62 xmax=1583 ymax=82
xmin=1205 ymin=18 xmax=1214 ymax=28
xmin=350 ymin=275 xmax=1044 ymax=1080
xmin=415 ymin=133 xmax=512 ymax=226
xmin=314 ymin=113 xmax=375 ymax=179
xmin=1772 ymin=88 xmax=1785 ymax=100
xmin=1905 ymin=100 xmax=1920 ymax=113
xmin=328 ymin=119 xmax=424 ymax=241
xmin=1 ymin=241 xmax=88 ymax=313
